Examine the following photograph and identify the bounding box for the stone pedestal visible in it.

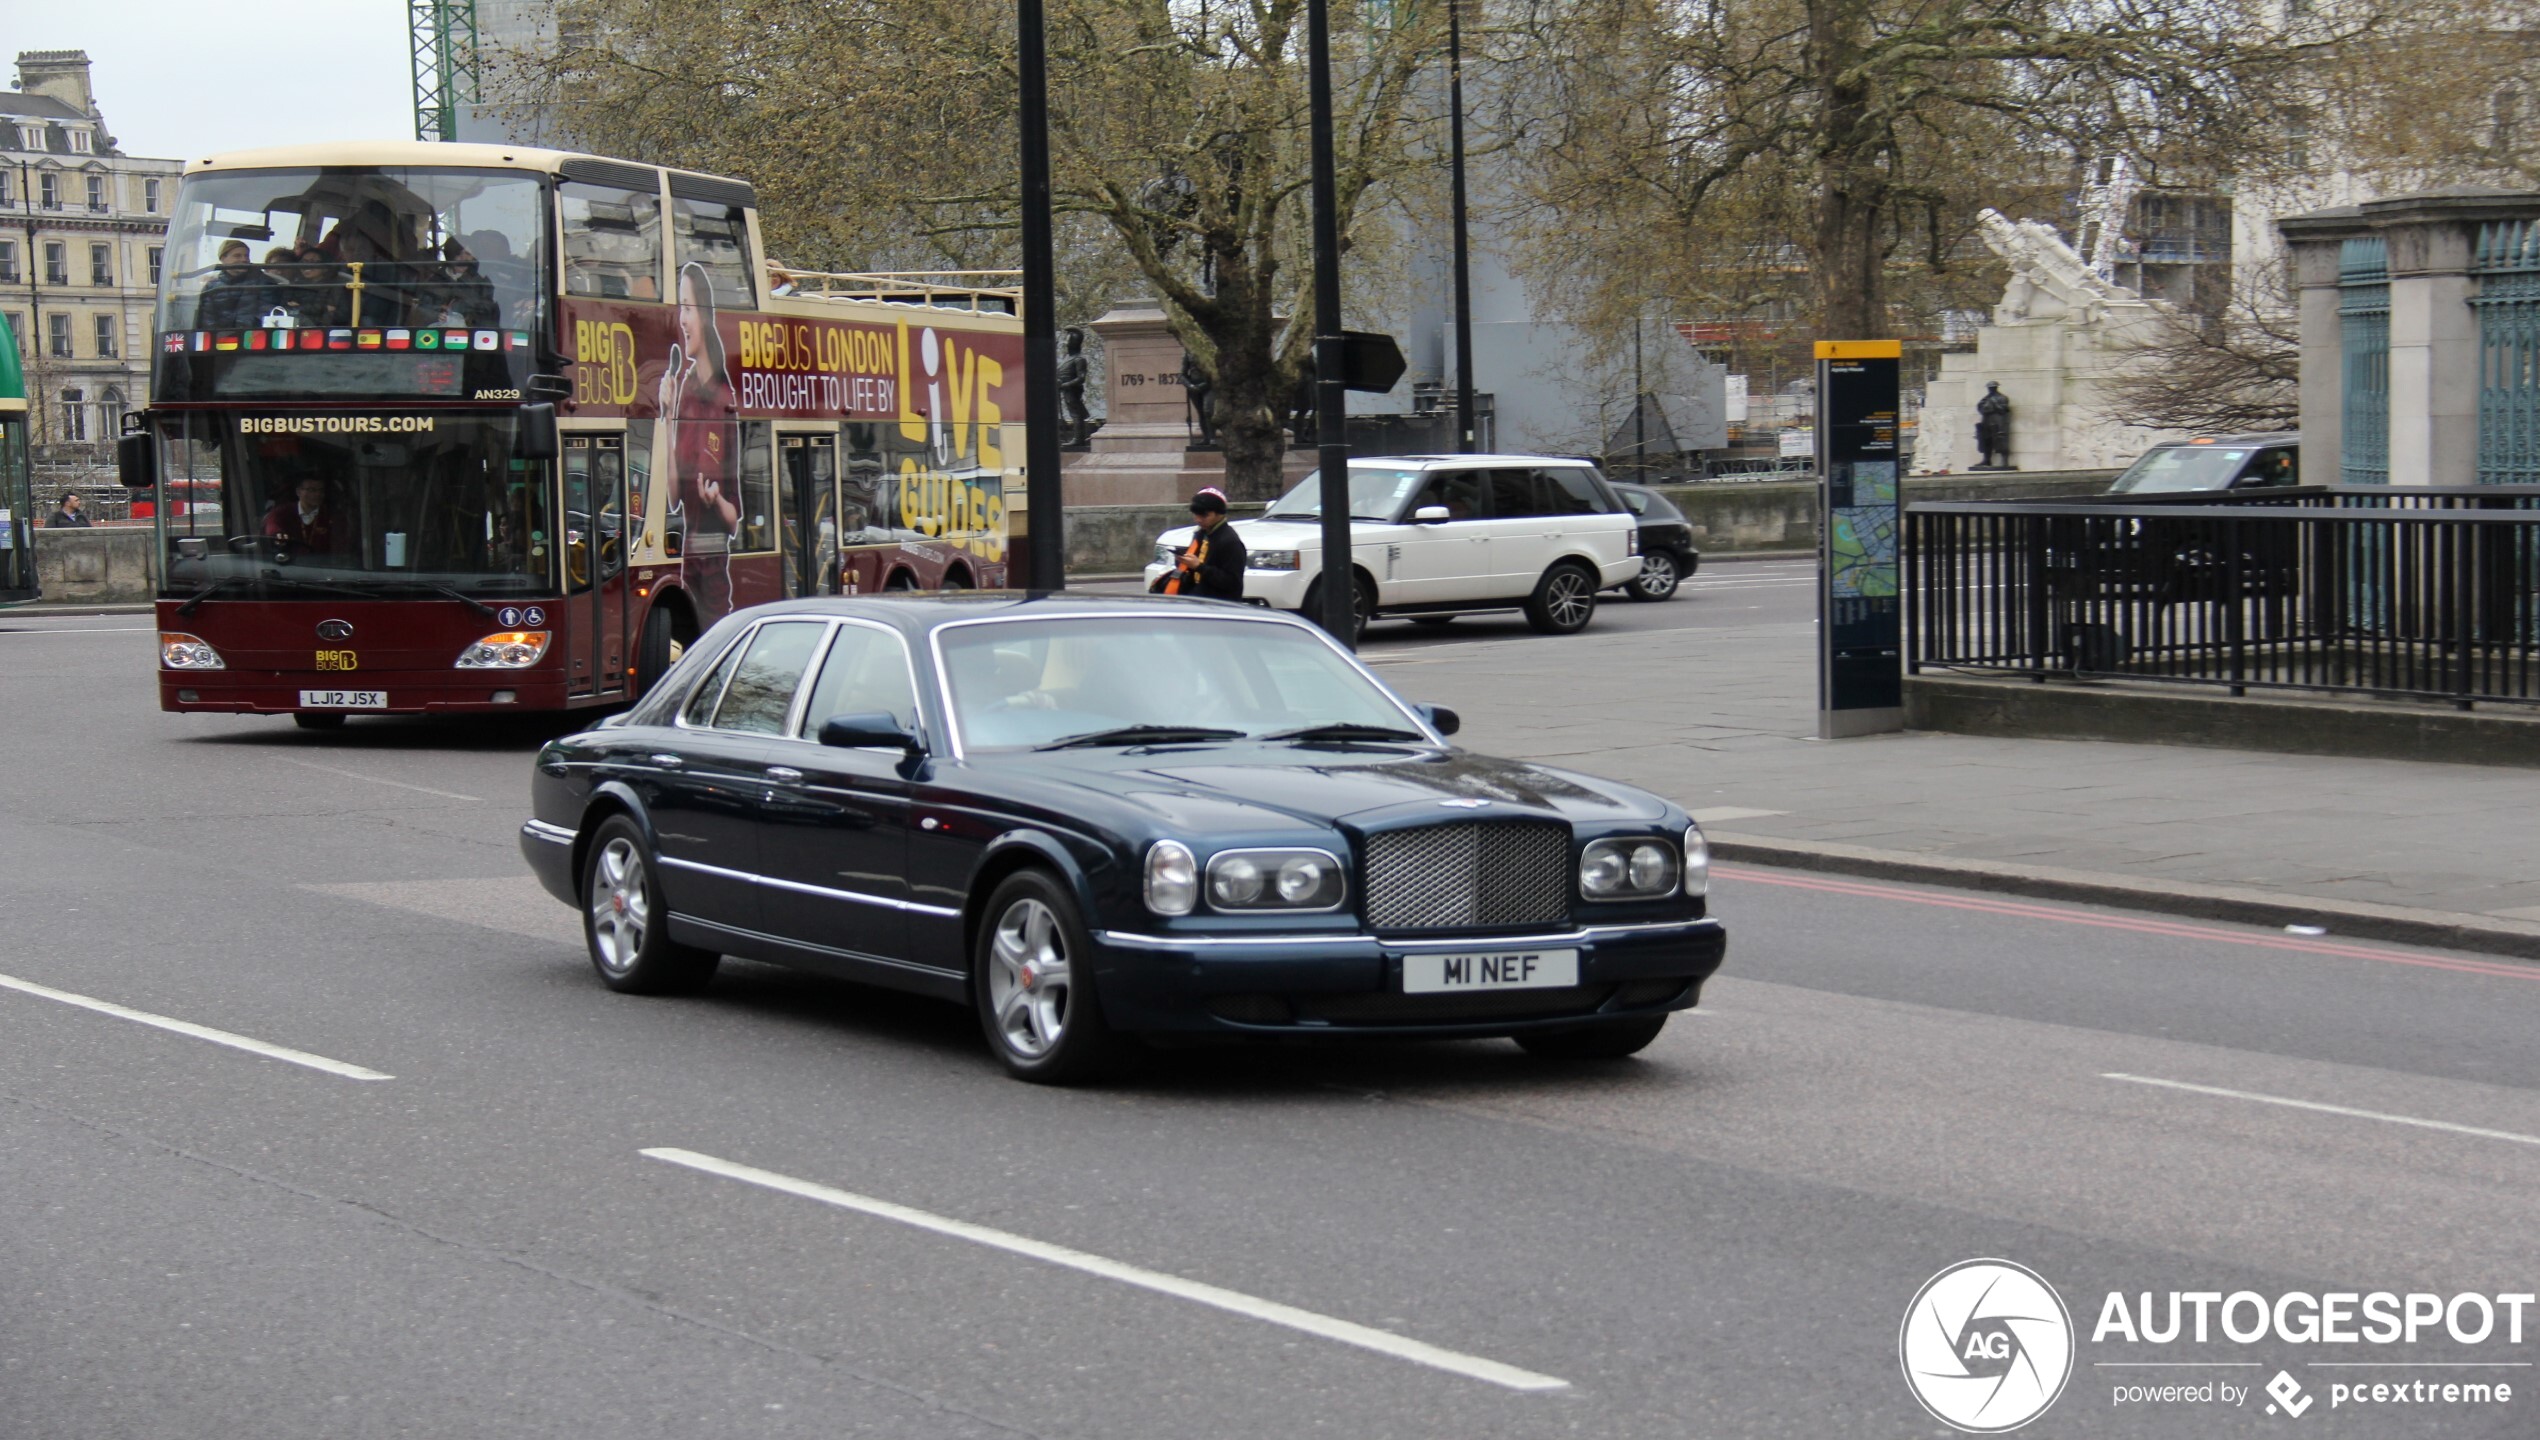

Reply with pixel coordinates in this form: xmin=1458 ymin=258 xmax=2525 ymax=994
xmin=1061 ymin=300 xmax=1223 ymax=506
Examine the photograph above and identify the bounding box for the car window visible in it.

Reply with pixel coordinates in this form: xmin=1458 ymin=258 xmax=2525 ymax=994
xmin=678 ymin=636 xmax=747 ymax=727
xmin=710 ymin=620 xmax=827 ymax=734
xmin=798 ymin=624 xmax=919 ymax=737
xmin=1407 ymin=470 xmax=1490 ymax=521
xmin=2237 ymin=447 xmax=2298 ymax=488
xmin=1488 ymin=469 xmax=1548 ymax=519
xmin=1540 ymin=468 xmax=1610 ymax=516
xmin=1618 ymin=489 xmax=1649 ymax=516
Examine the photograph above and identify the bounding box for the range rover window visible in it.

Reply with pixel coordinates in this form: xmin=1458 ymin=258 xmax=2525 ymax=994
xmin=1406 ymin=469 xmax=1490 ymax=521
xmin=1488 ymin=469 xmax=1548 ymax=518
xmin=711 ymin=620 xmax=828 ymax=734
xmin=1541 ymin=467 xmax=1613 ymax=515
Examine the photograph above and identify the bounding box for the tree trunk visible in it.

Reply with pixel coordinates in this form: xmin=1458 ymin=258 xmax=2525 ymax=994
xmin=1809 ymin=0 xmax=1888 ymax=340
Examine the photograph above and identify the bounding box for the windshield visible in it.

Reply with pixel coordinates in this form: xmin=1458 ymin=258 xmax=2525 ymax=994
xmin=940 ymin=616 xmax=1420 ymax=751
xmin=1263 ymin=467 xmax=1425 ymax=522
xmin=2109 ymin=445 xmax=2252 ymax=494
xmin=160 ymin=167 xmax=546 ymax=338
xmin=153 ymin=411 xmax=555 ymax=599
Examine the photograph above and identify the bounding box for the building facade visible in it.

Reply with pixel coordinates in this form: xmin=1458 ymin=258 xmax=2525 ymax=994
xmin=1 ymin=49 xmax=180 ymax=468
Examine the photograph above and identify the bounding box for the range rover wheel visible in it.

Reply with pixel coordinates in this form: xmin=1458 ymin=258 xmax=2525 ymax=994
xmin=1300 ymin=572 xmax=1375 ymax=646
xmin=1523 ymin=562 xmax=1599 ymax=635
xmin=974 ymin=870 xmax=1128 ymax=1084
xmin=1515 ymin=1015 xmax=1667 ymax=1059
xmin=581 ymin=816 xmax=720 ymax=995
xmin=1626 ymin=550 xmax=1680 ymax=602
xmin=292 ymin=712 xmax=347 ymax=731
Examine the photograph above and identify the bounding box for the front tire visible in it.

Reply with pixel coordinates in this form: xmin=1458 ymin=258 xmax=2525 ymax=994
xmin=974 ymin=871 xmax=1127 ymax=1084
xmin=1625 ymin=550 xmax=1680 ymax=602
xmin=635 ymin=604 xmax=685 ymax=697
xmin=581 ymin=817 xmax=719 ymax=995
xmin=1523 ymin=562 xmax=1599 ymax=634
xmin=1299 ymin=571 xmax=1375 ymax=646
xmin=1515 ymin=1015 xmax=1667 ymax=1059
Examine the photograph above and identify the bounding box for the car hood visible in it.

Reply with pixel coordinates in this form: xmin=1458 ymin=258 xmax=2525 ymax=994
xmin=1005 ymin=743 xmax=1670 ymax=833
xmin=1154 ymin=517 xmax=1346 ymax=552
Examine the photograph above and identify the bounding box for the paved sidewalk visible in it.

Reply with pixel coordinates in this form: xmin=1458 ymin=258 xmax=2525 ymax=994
xmin=1366 ymin=606 xmax=2540 ymax=957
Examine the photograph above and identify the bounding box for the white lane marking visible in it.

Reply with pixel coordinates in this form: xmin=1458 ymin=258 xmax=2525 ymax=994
xmin=0 ymin=625 xmax=156 ymax=634
xmin=641 ymin=1147 xmax=1571 ymax=1393
xmin=1689 ymin=806 xmax=1786 ymax=824
xmin=277 ymin=755 xmax=482 ymax=802
xmin=0 ymin=970 xmax=393 ymax=1081
xmin=2102 ymin=1074 xmax=2540 ymax=1149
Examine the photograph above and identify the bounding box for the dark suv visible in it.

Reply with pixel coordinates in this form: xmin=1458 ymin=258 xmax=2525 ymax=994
xmin=2107 ymin=433 xmax=2299 ymax=494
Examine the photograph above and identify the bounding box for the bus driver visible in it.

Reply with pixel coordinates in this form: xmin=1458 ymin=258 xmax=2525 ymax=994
xmin=265 ymin=476 xmax=351 ymax=556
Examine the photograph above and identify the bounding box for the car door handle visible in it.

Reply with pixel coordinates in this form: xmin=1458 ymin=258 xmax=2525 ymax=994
xmin=765 ymin=766 xmax=805 ymax=783
xmin=649 ymin=753 xmax=683 ymax=769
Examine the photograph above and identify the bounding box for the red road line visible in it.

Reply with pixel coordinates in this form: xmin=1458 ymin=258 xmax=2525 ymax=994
xmin=1713 ymin=864 xmax=2540 ymax=983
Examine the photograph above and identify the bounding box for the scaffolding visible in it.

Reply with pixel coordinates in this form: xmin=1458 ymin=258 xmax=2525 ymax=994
xmin=410 ymin=0 xmax=481 ymax=142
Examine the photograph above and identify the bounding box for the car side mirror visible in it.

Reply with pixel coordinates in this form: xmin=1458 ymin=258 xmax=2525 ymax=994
xmin=1412 ymin=505 xmax=1450 ymax=524
xmin=117 ymin=426 xmax=157 ymax=491
xmin=516 ymin=403 xmax=559 ymax=460
xmin=1417 ymin=703 xmax=1460 ymax=736
xmin=819 ymin=711 xmax=924 ymax=755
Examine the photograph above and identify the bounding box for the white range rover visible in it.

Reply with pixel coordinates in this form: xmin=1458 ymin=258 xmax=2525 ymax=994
xmin=1145 ymin=455 xmax=1643 ymax=636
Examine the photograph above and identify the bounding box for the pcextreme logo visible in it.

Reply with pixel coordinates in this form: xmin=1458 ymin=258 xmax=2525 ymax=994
xmin=1900 ymin=1259 xmax=2076 ymax=1433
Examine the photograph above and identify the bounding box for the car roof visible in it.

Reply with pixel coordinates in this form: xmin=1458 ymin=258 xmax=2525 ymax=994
xmin=701 ymin=591 xmax=1287 ymax=638
xmin=2144 ymin=431 xmax=2299 ymax=449
xmin=1346 ymin=453 xmax=1599 ymax=469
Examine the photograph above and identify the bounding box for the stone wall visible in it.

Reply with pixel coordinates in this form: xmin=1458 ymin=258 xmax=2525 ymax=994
xmin=31 ymin=526 xmax=156 ymax=605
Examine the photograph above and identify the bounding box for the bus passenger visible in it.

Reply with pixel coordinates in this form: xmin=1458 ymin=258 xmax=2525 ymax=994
xmin=195 ymin=240 xmax=273 ymax=330
xmin=420 ymin=239 xmax=499 ymax=328
xmin=660 ymin=261 xmax=738 ymax=618
xmin=283 ymin=248 xmax=349 ymax=329
xmin=335 ymin=205 xmax=416 ymax=328
xmin=265 ymin=476 xmax=350 ymax=556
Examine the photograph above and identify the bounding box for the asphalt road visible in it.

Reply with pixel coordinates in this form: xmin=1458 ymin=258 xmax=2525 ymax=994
xmin=3 ymin=591 xmax=2533 ymax=1439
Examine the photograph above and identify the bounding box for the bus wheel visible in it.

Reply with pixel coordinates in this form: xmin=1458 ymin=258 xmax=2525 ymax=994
xmin=293 ymin=712 xmax=346 ymax=731
xmin=885 ymin=570 xmax=920 ymax=592
xmin=635 ymin=605 xmax=684 ymax=696
xmin=941 ymin=569 xmax=969 ymax=592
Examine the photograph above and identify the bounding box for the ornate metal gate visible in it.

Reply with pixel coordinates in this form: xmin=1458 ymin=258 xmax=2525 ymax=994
xmin=2475 ymin=219 xmax=2540 ymax=485
xmin=2339 ymin=236 xmax=2390 ymax=486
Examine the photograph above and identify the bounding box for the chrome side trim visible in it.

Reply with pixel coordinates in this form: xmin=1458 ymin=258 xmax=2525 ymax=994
xmin=1095 ymin=916 xmax=1719 ymax=951
xmin=658 ymin=854 xmax=964 ymax=918
xmin=670 ymin=913 xmax=965 ymax=978
xmin=522 ymin=819 xmax=576 ymax=845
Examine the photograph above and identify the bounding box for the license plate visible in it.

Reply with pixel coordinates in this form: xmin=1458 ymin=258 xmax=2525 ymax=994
xmin=299 ymin=689 xmax=387 ymax=709
xmin=1401 ymin=948 xmax=1579 ymax=994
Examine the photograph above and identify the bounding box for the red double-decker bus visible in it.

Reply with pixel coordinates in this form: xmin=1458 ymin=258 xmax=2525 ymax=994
xmin=130 ymin=142 xmax=1022 ymax=727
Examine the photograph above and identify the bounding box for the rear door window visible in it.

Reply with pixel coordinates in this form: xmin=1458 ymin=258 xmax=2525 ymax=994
xmin=710 ymin=620 xmax=827 ymax=734
xmin=1540 ymin=467 xmax=1611 ymax=515
xmin=1487 ymin=469 xmax=1549 ymax=519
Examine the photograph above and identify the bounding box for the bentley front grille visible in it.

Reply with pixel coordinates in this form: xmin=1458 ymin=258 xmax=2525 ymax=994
xmin=1360 ymin=820 xmax=1571 ymax=932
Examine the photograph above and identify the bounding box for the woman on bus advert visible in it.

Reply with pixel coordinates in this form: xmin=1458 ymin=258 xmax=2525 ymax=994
xmin=659 ymin=261 xmax=740 ymax=619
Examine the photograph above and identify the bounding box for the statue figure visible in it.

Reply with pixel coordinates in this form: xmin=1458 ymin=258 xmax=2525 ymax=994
xmin=1182 ymin=352 xmax=1219 ymax=449
xmin=1055 ymin=328 xmax=1092 ymax=447
xmin=1973 ymin=383 xmax=2013 ymax=469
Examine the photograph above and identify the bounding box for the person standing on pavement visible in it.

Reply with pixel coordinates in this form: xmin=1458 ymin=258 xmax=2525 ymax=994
xmin=47 ymin=493 xmax=93 ymax=528
xmin=1157 ymin=486 xmax=1247 ymax=600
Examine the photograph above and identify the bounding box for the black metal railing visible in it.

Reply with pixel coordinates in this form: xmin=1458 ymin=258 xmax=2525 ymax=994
xmin=1906 ymin=489 xmax=2540 ymax=709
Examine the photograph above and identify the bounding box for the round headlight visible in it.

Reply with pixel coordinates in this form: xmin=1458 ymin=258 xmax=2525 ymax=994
xmin=1580 ymin=846 xmax=1626 ymax=896
xmin=1145 ymin=840 xmax=1197 ymax=916
xmin=1211 ymin=856 xmax=1264 ymax=905
xmin=1628 ymin=842 xmax=1676 ymax=892
xmin=1276 ymin=856 xmax=1326 ymax=903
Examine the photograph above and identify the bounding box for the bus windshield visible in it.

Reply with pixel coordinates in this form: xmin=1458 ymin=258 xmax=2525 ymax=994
xmin=160 ymin=167 xmax=546 ymax=337
xmin=155 ymin=413 xmax=559 ymax=600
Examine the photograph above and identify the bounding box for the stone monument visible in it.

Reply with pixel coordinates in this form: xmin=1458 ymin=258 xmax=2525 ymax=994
xmin=1055 ymin=328 xmax=1093 ymax=448
xmin=1972 ymin=382 xmax=2012 ymax=468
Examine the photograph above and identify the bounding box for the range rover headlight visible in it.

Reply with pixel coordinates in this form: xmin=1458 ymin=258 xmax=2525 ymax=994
xmin=1206 ymin=848 xmax=1344 ymax=910
xmin=1154 ymin=544 xmax=1177 ymax=568
xmin=161 ymin=632 xmax=226 ymax=670
xmin=1684 ymin=824 xmax=1710 ymax=898
xmin=1580 ymin=837 xmax=1679 ymax=899
xmin=1248 ymin=549 xmax=1302 ymax=571
xmin=1145 ymin=840 xmax=1198 ymax=916
xmin=455 ymin=630 xmax=551 ymax=668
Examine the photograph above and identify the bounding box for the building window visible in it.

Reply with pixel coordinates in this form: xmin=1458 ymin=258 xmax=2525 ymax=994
xmin=48 ymin=313 xmax=71 ymax=358
xmin=16 ymin=124 xmax=42 ymax=152
xmin=4 ymin=313 xmax=21 ymax=353
xmin=148 ymin=246 xmax=163 ymax=286
xmin=90 ymin=243 xmax=113 ymax=286
xmin=61 ymin=389 xmax=88 ymax=443
xmin=0 ymin=240 xmax=15 ymax=283
xmin=0 ymin=170 xmax=11 ymax=205
xmin=100 ymin=387 xmax=126 ymax=437
xmin=39 ymin=172 xmax=59 ymax=210
xmin=44 ymin=242 xmax=68 ymax=286
xmin=93 ymin=313 xmax=117 ymax=357
xmin=85 ymin=174 xmax=106 ymax=213
xmin=143 ymin=177 xmax=160 ymax=212
xmin=69 ymin=129 xmax=94 ymax=156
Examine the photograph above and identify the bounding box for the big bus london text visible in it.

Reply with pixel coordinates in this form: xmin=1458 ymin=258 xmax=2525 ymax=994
xmin=127 ymin=142 xmax=1022 ymax=726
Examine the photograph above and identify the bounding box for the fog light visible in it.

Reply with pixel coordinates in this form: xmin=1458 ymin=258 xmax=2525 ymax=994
xmin=491 ymin=690 xmax=518 ymax=704
xmin=455 ymin=630 xmax=551 ymax=669
xmin=177 ymin=689 xmax=200 ymax=703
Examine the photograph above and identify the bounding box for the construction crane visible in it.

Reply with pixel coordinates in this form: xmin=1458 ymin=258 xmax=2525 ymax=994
xmin=410 ymin=0 xmax=481 ymax=142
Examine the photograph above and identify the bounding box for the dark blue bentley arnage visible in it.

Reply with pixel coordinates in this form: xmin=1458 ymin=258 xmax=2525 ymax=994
xmin=521 ymin=594 xmax=1726 ymax=1082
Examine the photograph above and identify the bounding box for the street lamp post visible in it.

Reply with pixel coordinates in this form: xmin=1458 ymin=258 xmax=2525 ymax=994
xmin=1017 ymin=0 xmax=1067 ymax=591
xmin=1447 ymin=0 xmax=1475 ymax=454
xmin=1307 ymin=0 xmax=1355 ymax=645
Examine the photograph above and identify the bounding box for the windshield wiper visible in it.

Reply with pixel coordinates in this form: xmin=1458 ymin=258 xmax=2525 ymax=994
xmin=175 ymin=573 xmax=373 ymax=617
xmin=1258 ymin=722 xmax=1428 ymax=743
xmin=1036 ymin=724 xmax=1247 ymax=751
xmin=398 ymin=581 xmax=500 ymax=620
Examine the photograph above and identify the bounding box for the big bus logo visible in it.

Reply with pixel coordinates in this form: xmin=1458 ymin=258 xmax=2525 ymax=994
xmin=571 ymin=319 xmax=640 ymax=406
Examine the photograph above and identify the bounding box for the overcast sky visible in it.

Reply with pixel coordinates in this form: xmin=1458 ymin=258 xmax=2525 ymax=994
xmin=17 ymin=2 xmax=415 ymax=161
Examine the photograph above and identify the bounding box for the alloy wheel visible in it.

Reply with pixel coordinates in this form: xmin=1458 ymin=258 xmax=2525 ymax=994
xmin=1635 ymin=552 xmax=1678 ymax=598
xmin=1547 ymin=571 xmax=1594 ymax=627
xmin=987 ymin=897 xmax=1071 ymax=1058
xmin=589 ymin=837 xmax=649 ymax=975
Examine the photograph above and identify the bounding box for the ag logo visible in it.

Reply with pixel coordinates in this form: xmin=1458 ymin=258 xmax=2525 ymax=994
xmin=1900 ymin=1259 xmax=2073 ymax=1432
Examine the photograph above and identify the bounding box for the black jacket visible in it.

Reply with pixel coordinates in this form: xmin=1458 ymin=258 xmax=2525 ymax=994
xmin=1174 ymin=521 xmax=1246 ymax=600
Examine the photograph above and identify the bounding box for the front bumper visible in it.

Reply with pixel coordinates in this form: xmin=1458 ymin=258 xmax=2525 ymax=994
xmin=1085 ymin=915 xmax=1727 ymax=1037
xmin=1140 ymin=562 xmax=1313 ymax=609
xmin=161 ymin=669 xmax=573 ymax=715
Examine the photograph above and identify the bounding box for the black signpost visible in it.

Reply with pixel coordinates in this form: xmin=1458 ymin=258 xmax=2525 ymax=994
xmin=1815 ymin=339 xmax=1904 ymax=737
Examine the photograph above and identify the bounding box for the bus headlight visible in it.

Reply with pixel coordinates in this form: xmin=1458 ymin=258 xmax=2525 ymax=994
xmin=455 ymin=630 xmax=551 ymax=668
xmin=161 ymin=632 xmax=225 ymax=670
xmin=1247 ymin=550 xmax=1302 ymax=571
